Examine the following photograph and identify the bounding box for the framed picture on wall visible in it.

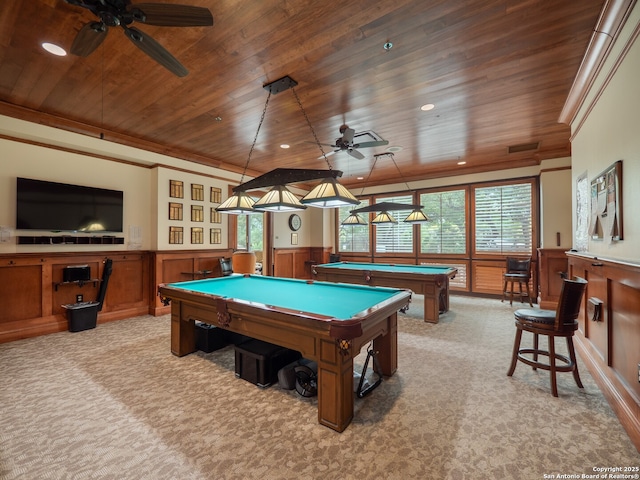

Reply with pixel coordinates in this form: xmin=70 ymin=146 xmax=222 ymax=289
xmin=589 ymin=160 xmax=623 ymax=243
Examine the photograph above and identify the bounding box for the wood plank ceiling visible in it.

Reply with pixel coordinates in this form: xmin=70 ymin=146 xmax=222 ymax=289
xmin=0 ymin=0 xmax=605 ymax=189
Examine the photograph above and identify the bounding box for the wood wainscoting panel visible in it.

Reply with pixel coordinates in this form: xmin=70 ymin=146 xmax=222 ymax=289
xmin=611 ymin=280 xmax=640 ymax=401
xmin=150 ymin=249 xmax=234 ymax=316
xmin=0 ymin=264 xmax=43 ymax=321
xmin=272 ymin=248 xmax=318 ymax=279
xmin=583 ymin=266 xmax=609 ymax=363
xmin=0 ymin=252 xmax=151 ymax=343
xmin=568 ymin=252 xmax=640 ymax=452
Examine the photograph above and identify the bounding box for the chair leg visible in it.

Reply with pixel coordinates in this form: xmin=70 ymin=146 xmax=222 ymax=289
xmin=509 ymin=280 xmax=515 ymax=305
xmin=548 ymin=336 xmax=558 ymax=397
xmin=567 ymin=337 xmax=584 ymax=389
xmin=507 ymin=328 xmax=523 ymax=376
xmin=502 ymin=279 xmax=508 ymax=303
xmin=526 ymin=282 xmax=533 ymax=307
xmin=518 ymin=281 xmax=524 ymax=303
xmin=532 ymin=333 xmax=539 ymax=371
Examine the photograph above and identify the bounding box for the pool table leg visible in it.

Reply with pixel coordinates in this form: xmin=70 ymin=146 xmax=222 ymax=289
xmin=170 ymin=300 xmax=196 ymax=357
xmin=316 ymin=339 xmax=355 ymax=432
xmin=316 ymin=313 xmax=398 ymax=432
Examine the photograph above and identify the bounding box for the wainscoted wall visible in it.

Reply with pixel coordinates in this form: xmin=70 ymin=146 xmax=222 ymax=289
xmin=150 ymin=249 xmax=233 ymax=316
xmin=568 ymin=252 xmax=640 ymax=450
xmin=0 ymin=252 xmax=150 ymax=343
xmin=272 ymin=247 xmax=333 ymax=279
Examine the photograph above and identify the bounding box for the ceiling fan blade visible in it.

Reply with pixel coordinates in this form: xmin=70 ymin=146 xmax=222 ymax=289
xmin=129 ymin=3 xmax=214 ymax=26
xmin=347 ymin=148 xmax=365 ymax=160
xmin=341 ymin=127 xmax=355 ymax=143
xmin=317 ymin=150 xmax=337 ymax=159
xmin=353 ymin=140 xmax=390 ymax=149
xmin=70 ymin=22 xmax=108 ymax=57
xmin=122 ymin=26 xmax=188 ymax=77
xmin=306 ymin=141 xmax=338 ymax=148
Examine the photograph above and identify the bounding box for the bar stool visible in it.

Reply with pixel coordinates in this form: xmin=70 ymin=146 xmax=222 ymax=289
xmin=507 ymin=276 xmax=587 ymax=397
xmin=502 ymin=257 xmax=533 ymax=306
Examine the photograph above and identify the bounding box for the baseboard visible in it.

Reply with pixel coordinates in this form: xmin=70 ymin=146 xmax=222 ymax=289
xmin=575 ymin=335 xmax=640 ymax=453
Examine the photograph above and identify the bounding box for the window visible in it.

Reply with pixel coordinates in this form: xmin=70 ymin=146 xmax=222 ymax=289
xmin=237 ymin=213 xmax=264 ymax=251
xmin=338 ymin=200 xmax=370 ymax=253
xmin=474 ymin=182 xmax=533 ymax=254
xmin=420 ymin=189 xmax=466 ymax=254
xmin=374 ymin=194 xmax=413 ymax=253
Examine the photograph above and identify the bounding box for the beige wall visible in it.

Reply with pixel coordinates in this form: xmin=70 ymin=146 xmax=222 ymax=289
xmin=540 ymin=168 xmax=573 ymax=249
xmin=0 ymin=137 xmax=152 ymax=254
xmin=570 ymin=5 xmax=640 ymax=263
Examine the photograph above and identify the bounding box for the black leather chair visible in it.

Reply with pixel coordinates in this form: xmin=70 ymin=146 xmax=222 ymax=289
xmin=502 ymin=256 xmax=533 ymax=306
xmin=219 ymin=257 xmax=233 ymax=276
xmin=507 ymin=276 xmax=587 ymax=397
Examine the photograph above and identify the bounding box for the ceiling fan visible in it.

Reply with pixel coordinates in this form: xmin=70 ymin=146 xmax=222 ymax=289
xmin=317 ymin=124 xmax=389 ymax=160
xmin=64 ymin=0 xmax=214 ymax=77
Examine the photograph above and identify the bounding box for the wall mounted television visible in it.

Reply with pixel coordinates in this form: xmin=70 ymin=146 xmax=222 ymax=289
xmin=16 ymin=177 xmax=124 ymax=233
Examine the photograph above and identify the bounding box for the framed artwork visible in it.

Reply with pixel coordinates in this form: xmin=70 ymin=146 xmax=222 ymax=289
xmin=210 ymin=228 xmax=221 ymax=244
xmin=291 ymin=233 xmax=298 ymax=245
xmin=169 ymin=202 xmax=183 ymax=221
xmin=170 ymin=180 xmax=184 ymax=198
xmin=575 ymin=173 xmax=589 ymax=252
xmin=589 ymin=160 xmax=623 ymax=243
xmin=210 ymin=208 xmax=222 ymax=224
xmin=191 ymin=227 xmax=204 ymax=244
xmin=169 ymin=226 xmax=183 ymax=244
xmin=191 ymin=183 xmax=204 ymax=201
xmin=191 ymin=205 xmax=204 ymax=222
xmin=210 ymin=187 xmax=222 ymax=204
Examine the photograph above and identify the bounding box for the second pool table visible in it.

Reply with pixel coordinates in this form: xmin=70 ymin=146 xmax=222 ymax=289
xmin=313 ymin=262 xmax=457 ymax=323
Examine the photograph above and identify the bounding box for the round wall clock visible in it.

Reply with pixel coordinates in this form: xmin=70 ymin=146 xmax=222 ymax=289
xmin=288 ymin=214 xmax=302 ymax=231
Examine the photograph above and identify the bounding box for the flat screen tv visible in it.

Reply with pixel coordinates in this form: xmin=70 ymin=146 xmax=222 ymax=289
xmin=16 ymin=177 xmax=124 ymax=233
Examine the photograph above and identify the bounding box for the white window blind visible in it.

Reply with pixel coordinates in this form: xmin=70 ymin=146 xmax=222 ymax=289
xmin=338 ymin=200 xmax=370 ymax=252
xmin=420 ymin=189 xmax=466 ymax=254
xmin=374 ymin=194 xmax=413 ymax=253
xmin=474 ymin=183 xmax=532 ymax=254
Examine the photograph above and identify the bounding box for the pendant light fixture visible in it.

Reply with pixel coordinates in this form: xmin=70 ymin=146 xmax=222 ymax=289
xmin=217 ymin=76 xmax=358 ymax=213
xmin=342 ymin=153 xmax=430 ymax=224
xmin=290 ymin=86 xmax=359 ymax=208
xmin=216 ymin=89 xmax=273 ymax=214
xmin=372 ymin=211 xmax=398 ymax=224
xmin=253 ymin=184 xmax=307 ymax=212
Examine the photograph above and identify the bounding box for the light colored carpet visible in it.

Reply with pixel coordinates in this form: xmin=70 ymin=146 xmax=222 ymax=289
xmin=1 ymin=295 xmax=637 ymax=480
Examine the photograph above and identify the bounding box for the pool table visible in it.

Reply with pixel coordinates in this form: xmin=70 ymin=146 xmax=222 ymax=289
xmin=313 ymin=262 xmax=457 ymax=323
xmin=157 ymin=274 xmax=411 ymax=432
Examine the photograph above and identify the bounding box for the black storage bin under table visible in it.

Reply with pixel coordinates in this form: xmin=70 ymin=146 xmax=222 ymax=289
xmin=195 ymin=321 xmax=229 ymax=352
xmin=234 ymin=339 xmax=301 ymax=388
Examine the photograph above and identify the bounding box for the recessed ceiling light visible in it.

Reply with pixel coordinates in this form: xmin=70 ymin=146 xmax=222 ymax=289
xmin=280 ymin=144 xmax=290 ymax=149
xmin=386 ymin=146 xmax=403 ymax=152
xmin=420 ymin=103 xmax=435 ymax=111
xmin=42 ymin=42 xmax=67 ymax=56
xmin=357 ymin=176 xmax=364 ymax=180
xmin=457 ymin=161 xmax=466 ymax=165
